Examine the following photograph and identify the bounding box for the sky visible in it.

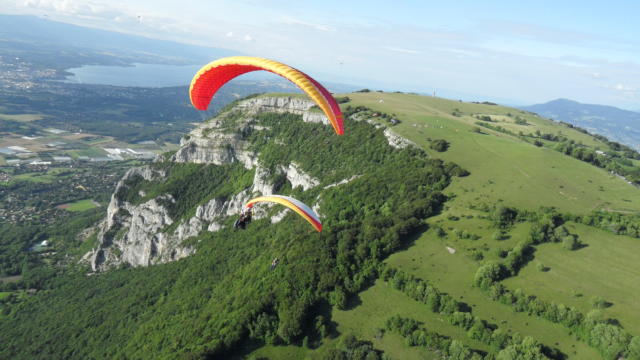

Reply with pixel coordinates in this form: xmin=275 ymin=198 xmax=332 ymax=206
xmin=2 ymin=0 xmax=640 ymax=109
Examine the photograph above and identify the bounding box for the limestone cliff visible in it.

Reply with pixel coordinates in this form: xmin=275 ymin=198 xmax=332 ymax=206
xmin=87 ymin=95 xmax=417 ymax=272
xmin=88 ymin=96 xmax=323 ymax=272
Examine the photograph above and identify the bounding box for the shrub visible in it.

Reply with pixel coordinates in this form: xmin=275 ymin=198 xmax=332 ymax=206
xmin=430 ymin=139 xmax=450 ymax=152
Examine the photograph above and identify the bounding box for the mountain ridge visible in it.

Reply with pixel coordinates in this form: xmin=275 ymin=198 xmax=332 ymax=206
xmin=521 ymin=98 xmax=640 ymax=150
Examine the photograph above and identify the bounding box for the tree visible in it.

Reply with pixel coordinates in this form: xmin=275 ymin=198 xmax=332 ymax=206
xmin=591 ymin=296 xmax=610 ymax=309
xmin=430 ymin=139 xmax=450 ymax=152
xmin=588 ymin=323 xmax=630 ymax=360
xmin=474 ymin=262 xmax=506 ymax=289
xmin=493 ymin=206 xmax=518 ymax=229
xmin=448 ymin=340 xmax=472 ymax=360
xmin=514 ymin=117 xmax=528 ymax=125
xmin=330 ymin=287 xmax=347 ymax=310
xmin=562 ymin=234 xmax=579 ymax=250
xmin=626 ymin=336 xmax=640 ymax=360
xmin=497 ymin=337 xmax=547 ymax=360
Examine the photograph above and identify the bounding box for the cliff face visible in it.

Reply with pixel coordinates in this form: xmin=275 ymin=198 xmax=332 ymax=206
xmin=88 ymin=95 xmax=417 ymax=271
xmin=171 ymin=96 xmax=329 ymax=167
xmin=88 ymin=96 xmax=323 ymax=272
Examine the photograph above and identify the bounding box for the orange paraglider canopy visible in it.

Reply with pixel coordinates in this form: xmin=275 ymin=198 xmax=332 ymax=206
xmin=189 ymin=56 xmax=344 ymax=135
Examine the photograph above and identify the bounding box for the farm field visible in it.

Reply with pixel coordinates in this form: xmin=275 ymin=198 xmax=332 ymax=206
xmin=58 ymin=199 xmax=99 ymax=212
xmin=0 ymin=113 xmax=44 ymax=122
xmin=0 ymin=127 xmax=168 ymax=165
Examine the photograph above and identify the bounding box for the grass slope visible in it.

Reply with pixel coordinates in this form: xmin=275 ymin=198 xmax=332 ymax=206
xmin=316 ymin=92 xmax=640 ymax=360
xmin=504 ymin=222 xmax=640 ymax=335
xmin=385 ymin=225 xmax=600 ymax=359
xmin=347 ymin=92 xmax=640 ymax=214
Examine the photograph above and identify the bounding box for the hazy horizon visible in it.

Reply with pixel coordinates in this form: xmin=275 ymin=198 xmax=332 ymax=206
xmin=1 ymin=1 xmax=639 ymax=110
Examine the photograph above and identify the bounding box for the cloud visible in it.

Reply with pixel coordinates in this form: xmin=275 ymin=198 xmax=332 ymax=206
xmin=282 ymin=16 xmax=334 ymax=32
xmin=589 ymin=72 xmax=603 ymax=79
xmin=7 ymin=0 xmax=215 ymax=42
xmin=18 ymin=0 xmax=126 ymax=21
xmin=434 ymin=47 xmax=482 ymax=59
xmin=605 ymin=83 xmax=637 ymax=92
xmin=226 ymin=31 xmax=233 ymax=37
xmin=383 ymin=46 xmax=421 ymax=54
xmin=477 ymin=19 xmax=600 ymax=46
xmin=600 ymin=82 xmax=639 ymax=103
xmin=243 ymin=34 xmax=253 ymax=41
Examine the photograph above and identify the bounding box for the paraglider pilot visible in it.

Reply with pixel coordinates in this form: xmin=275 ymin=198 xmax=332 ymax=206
xmin=234 ymin=207 xmax=252 ymax=230
xmin=270 ymin=257 xmax=280 ymax=270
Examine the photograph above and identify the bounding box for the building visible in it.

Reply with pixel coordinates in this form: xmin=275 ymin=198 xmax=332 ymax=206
xmin=53 ymin=156 xmax=72 ymax=162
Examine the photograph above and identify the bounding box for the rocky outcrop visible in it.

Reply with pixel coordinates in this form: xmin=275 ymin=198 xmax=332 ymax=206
xmin=281 ymin=163 xmax=319 ymax=190
xmin=91 ymin=192 xmax=241 ymax=272
xmin=303 ymin=111 xmax=329 ymax=124
xmin=237 ymin=96 xmax=329 ymax=126
xmin=171 ymin=96 xmax=328 ymax=168
xmin=350 ymin=113 xmax=385 ymax=129
xmin=103 ymin=166 xmax=166 ymax=230
xmin=91 ymin=194 xmax=188 ymax=272
xmin=384 ymin=128 xmax=417 ymax=149
xmin=171 ymin=119 xmax=258 ymax=169
xmin=324 ymin=175 xmax=361 ymax=189
xmin=252 ymin=165 xmax=275 ymax=195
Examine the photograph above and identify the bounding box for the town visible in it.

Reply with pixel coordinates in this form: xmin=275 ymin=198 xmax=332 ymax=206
xmin=0 ymin=160 xmax=133 ymax=225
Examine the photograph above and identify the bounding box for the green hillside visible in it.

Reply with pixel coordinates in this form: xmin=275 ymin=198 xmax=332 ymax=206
xmin=2 ymin=92 xmax=640 ymax=360
xmin=319 ymin=92 xmax=640 ymax=360
xmin=249 ymin=92 xmax=640 ymax=359
xmin=346 ymin=92 xmax=640 ymax=213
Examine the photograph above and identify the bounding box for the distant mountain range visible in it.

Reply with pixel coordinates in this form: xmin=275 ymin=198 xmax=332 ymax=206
xmin=521 ymin=98 xmax=640 ymax=150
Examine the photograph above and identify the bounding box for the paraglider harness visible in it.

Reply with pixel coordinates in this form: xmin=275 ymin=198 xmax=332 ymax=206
xmin=234 ymin=207 xmax=252 ymax=230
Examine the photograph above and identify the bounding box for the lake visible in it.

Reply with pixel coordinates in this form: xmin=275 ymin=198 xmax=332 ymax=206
xmin=63 ymin=63 xmax=283 ymax=88
xmin=63 ymin=63 xmax=202 ymax=87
